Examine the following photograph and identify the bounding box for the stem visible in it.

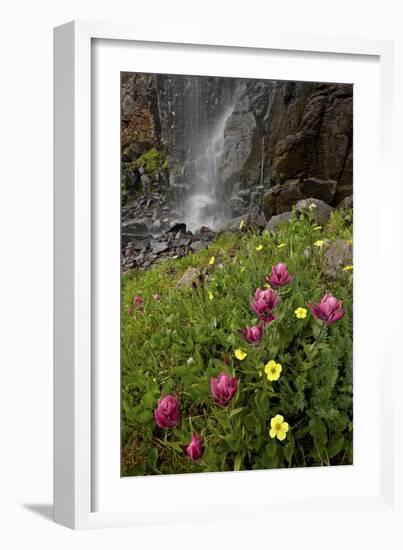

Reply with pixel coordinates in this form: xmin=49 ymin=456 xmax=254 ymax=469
xmin=311 ymin=323 xmax=326 ymax=351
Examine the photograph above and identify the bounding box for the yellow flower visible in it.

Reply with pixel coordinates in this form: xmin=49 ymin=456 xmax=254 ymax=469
xmin=255 ymin=244 xmax=263 ymax=251
xmin=342 ymin=265 xmax=353 ymax=271
xmin=346 ymin=239 xmax=353 ymax=246
xmin=234 ymin=348 xmax=247 ymax=361
xmin=264 ymin=282 xmax=271 ymax=289
xmin=208 ymin=291 xmax=214 ymax=301
xmin=295 ymin=307 xmax=307 ymax=319
xmin=313 ymin=225 xmax=322 ymax=231
xmin=269 ymin=414 xmax=289 ymax=441
xmin=239 ymin=219 xmax=245 ymax=229
xmin=314 ymin=240 xmax=324 ymax=248
xmin=264 ymin=360 xmax=282 ymax=381
xmin=277 ymin=243 xmax=286 ymax=249
xmin=209 ymin=256 xmax=215 ymax=265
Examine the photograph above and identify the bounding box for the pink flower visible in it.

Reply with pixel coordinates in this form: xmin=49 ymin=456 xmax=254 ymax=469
xmin=154 ymin=395 xmax=181 ymax=429
xmin=133 ymin=294 xmax=144 ymax=310
xmin=185 ymin=433 xmax=203 ymax=461
xmin=210 ymin=372 xmax=238 ymax=407
xmin=241 ymin=322 xmax=265 ymax=345
xmin=266 ymin=263 xmax=293 ymax=288
xmin=250 ymin=288 xmax=278 ymax=323
xmin=309 ymin=293 xmax=345 ymax=325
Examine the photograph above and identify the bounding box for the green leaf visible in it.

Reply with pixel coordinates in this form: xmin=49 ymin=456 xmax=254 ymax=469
xmin=309 ymin=417 xmax=328 ymax=444
xmin=283 ymin=437 xmax=295 ymax=466
xmin=126 ymin=463 xmax=146 ymax=476
xmin=229 ymin=407 xmax=244 ymax=419
xmin=164 ymin=441 xmax=183 ymax=451
xmin=137 ymin=410 xmax=154 ymax=424
xmin=244 ymin=412 xmax=259 ymax=432
xmin=326 ymin=433 xmax=345 ymax=459
xmin=234 ymin=454 xmax=242 ymax=471
xmin=146 ymin=447 xmax=158 ymax=469
xmin=141 ymin=392 xmax=157 ymax=409
xmin=265 ymin=438 xmax=277 ymax=457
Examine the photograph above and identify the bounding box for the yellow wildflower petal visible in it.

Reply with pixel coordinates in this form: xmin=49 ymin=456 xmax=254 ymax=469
xmin=255 ymin=244 xmax=263 ymax=251
xmin=269 ymin=427 xmax=277 ymax=439
xmin=314 ymin=240 xmax=324 ymax=248
xmin=264 ymin=360 xmax=276 ymax=374
xmin=264 ymin=282 xmax=271 ymax=289
xmin=234 ymin=348 xmax=247 ymax=361
xmin=346 ymin=239 xmax=353 ymax=246
xmin=208 ymin=291 xmax=214 ymax=301
xmin=282 ymin=422 xmax=289 ymax=433
xmin=209 ymin=256 xmax=215 ymax=265
xmin=295 ymin=307 xmax=307 ymax=319
xmin=277 ymin=430 xmax=287 ymax=441
xmin=274 ymin=414 xmax=284 ymax=423
xmin=342 ymin=265 xmax=353 ymax=271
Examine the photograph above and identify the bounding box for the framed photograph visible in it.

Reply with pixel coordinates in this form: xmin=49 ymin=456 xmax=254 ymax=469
xmin=54 ymin=21 xmax=399 ymax=533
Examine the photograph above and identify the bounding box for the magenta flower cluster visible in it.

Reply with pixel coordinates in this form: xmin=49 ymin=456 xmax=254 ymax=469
xmin=153 ymin=372 xmax=238 ymax=462
xmin=148 ymin=261 xmax=345 ymax=467
xmin=266 ymin=262 xmax=294 ymax=288
xmin=210 ymin=372 xmax=238 ymax=406
xmin=250 ymin=287 xmax=279 ymax=324
xmin=309 ymin=293 xmax=345 ymax=325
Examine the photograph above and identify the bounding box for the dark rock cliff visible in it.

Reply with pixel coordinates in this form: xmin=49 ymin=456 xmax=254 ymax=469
xmin=121 ymin=73 xmax=352 ymax=224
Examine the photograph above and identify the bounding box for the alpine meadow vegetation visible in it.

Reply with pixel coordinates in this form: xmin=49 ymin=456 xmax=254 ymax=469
xmin=121 ymin=208 xmax=353 ymax=476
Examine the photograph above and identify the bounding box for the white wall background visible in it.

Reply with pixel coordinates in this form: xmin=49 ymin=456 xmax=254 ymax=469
xmin=0 ymin=1 xmax=401 ymax=548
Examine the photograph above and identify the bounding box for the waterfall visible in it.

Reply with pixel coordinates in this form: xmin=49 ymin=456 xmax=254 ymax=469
xmin=179 ymin=77 xmax=234 ymax=231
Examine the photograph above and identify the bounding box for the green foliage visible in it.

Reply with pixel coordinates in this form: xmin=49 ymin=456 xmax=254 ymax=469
xmin=121 ymin=209 xmax=353 ymax=475
xmin=134 ymin=147 xmax=167 ymax=173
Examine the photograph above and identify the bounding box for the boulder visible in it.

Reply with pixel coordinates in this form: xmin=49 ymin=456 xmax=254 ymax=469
xmin=295 ymin=198 xmax=334 ymax=225
xmin=299 ymin=178 xmax=337 ymax=205
xmin=265 ymin=211 xmax=293 ymax=232
xmin=262 ymin=178 xmax=337 ymax=220
xmin=150 ymin=240 xmax=170 ymax=254
xmin=166 ymin=222 xmax=187 ymax=234
xmin=217 ymin=213 xmax=265 ymax=232
xmin=177 ymin=267 xmax=200 ymax=288
xmin=338 ymin=194 xmax=353 ymax=210
xmin=322 ymin=239 xmax=353 ymax=278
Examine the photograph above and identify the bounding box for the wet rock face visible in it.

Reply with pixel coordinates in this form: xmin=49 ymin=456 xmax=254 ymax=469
xmin=220 ymin=81 xmax=353 ymax=209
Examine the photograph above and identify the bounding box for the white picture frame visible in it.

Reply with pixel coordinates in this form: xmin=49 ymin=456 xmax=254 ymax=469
xmin=54 ymin=20 xmax=400 ymax=533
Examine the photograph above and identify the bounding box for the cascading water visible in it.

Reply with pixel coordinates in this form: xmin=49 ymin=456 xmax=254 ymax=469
xmin=183 ymin=106 xmax=233 ymax=230
xmin=178 ymin=77 xmax=235 ymax=231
